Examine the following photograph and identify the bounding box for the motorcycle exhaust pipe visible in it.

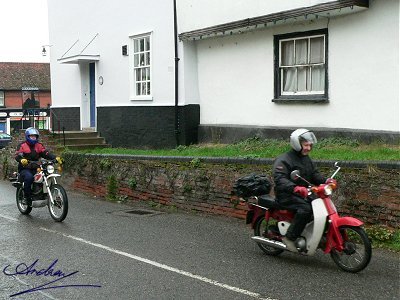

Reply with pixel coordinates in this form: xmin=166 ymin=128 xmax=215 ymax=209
xmin=251 ymin=236 xmax=287 ymax=250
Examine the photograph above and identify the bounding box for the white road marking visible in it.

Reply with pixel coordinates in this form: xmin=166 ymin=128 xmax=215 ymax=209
xmin=0 ymin=214 xmax=18 ymax=222
xmin=39 ymin=227 xmax=275 ymax=300
xmin=0 ymin=213 xmax=276 ymax=300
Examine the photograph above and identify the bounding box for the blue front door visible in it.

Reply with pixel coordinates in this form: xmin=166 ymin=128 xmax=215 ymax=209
xmin=89 ymin=63 xmax=96 ymax=127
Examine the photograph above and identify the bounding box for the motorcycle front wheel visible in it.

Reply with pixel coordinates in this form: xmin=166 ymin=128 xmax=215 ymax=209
xmin=48 ymin=184 xmax=68 ymax=222
xmin=16 ymin=187 xmax=32 ymax=215
xmin=330 ymin=226 xmax=372 ymax=273
xmin=254 ymin=216 xmax=284 ymax=256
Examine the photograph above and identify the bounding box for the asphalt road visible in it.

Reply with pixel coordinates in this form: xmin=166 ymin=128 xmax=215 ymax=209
xmin=0 ymin=179 xmax=399 ymax=300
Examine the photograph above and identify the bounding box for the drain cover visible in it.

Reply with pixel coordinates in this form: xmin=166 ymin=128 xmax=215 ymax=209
xmin=124 ymin=209 xmax=154 ymax=215
xmin=110 ymin=208 xmax=162 ymax=217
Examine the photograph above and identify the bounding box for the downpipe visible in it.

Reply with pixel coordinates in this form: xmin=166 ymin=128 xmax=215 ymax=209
xmin=251 ymin=236 xmax=287 ymax=250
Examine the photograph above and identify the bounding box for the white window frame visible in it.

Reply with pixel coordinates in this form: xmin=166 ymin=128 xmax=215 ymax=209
xmin=0 ymin=91 xmax=4 ymax=106
xmin=129 ymin=32 xmax=153 ymax=101
xmin=279 ymin=34 xmax=326 ymax=96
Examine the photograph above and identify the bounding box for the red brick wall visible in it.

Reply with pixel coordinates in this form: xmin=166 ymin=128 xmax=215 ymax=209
xmin=63 ymin=154 xmax=400 ymax=228
xmin=5 ymin=90 xmax=51 ymax=108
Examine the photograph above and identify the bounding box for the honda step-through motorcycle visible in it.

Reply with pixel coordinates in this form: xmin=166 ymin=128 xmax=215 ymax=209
xmin=10 ymin=159 xmax=68 ymax=222
xmin=235 ymin=162 xmax=372 ymax=273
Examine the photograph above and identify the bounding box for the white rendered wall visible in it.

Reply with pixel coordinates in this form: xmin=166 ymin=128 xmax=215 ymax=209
xmin=191 ymin=0 xmax=399 ymax=132
xmin=48 ymin=0 xmax=175 ymax=109
xmin=178 ymin=0 xmax=336 ymax=33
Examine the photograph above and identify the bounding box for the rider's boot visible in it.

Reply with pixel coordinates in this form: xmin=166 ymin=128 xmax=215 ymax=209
xmin=282 ymin=237 xmax=298 ymax=252
xmin=22 ymin=196 xmax=32 ymax=207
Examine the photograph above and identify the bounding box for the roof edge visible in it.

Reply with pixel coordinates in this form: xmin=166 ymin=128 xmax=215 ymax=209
xmin=179 ymin=0 xmax=369 ymax=41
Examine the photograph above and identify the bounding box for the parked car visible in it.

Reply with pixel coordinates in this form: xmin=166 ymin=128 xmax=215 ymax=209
xmin=0 ymin=133 xmax=12 ymax=148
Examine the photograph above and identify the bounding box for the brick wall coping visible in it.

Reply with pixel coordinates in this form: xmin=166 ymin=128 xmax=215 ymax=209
xmin=78 ymin=153 xmax=400 ymax=170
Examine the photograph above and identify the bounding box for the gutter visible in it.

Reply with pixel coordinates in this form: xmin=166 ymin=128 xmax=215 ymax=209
xmin=173 ymin=0 xmax=180 ymax=146
xmin=179 ymin=0 xmax=369 ymax=41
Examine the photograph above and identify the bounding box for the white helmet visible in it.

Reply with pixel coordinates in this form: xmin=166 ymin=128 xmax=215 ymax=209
xmin=290 ymin=128 xmax=317 ymax=151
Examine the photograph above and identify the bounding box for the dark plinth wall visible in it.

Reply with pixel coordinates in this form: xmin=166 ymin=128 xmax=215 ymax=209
xmin=97 ymin=105 xmax=200 ymax=149
xmin=198 ymin=125 xmax=400 ymax=145
xmin=51 ymin=107 xmax=81 ymax=131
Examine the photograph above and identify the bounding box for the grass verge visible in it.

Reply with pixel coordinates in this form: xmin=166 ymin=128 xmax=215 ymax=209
xmin=77 ymin=137 xmax=399 ymax=161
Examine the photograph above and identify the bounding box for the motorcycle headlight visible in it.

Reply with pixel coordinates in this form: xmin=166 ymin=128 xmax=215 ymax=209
xmin=47 ymin=165 xmax=55 ymax=174
xmin=324 ymin=184 xmax=333 ymax=196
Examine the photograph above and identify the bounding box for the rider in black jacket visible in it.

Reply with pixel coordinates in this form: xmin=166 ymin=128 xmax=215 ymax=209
xmin=273 ymin=129 xmax=331 ymax=251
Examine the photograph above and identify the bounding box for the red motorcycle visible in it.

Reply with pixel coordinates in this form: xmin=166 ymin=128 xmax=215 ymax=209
xmin=236 ymin=163 xmax=372 ymax=273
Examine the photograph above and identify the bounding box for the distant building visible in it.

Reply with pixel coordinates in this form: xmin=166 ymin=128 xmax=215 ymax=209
xmin=0 ymin=62 xmax=51 ymax=134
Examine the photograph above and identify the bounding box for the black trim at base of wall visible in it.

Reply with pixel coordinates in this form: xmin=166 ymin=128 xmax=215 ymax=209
xmin=50 ymin=107 xmax=80 ymax=131
xmin=97 ymin=105 xmax=200 ymax=149
xmin=198 ymin=125 xmax=400 ymax=145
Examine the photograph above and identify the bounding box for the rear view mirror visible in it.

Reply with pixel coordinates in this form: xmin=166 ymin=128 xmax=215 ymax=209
xmin=290 ymin=170 xmax=300 ymax=181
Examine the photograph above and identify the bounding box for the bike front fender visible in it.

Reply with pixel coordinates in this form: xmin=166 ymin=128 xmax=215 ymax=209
xmin=47 ymin=174 xmax=61 ymax=180
xmin=324 ymin=216 xmax=364 ymax=253
xmin=332 ymin=216 xmax=364 ymax=228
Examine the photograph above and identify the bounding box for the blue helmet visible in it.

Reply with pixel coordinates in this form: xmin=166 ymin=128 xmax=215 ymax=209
xmin=25 ymin=127 xmax=40 ymax=145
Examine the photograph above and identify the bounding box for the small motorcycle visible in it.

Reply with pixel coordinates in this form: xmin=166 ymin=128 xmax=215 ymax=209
xmin=241 ymin=163 xmax=372 ymax=273
xmin=10 ymin=159 xmax=69 ymax=222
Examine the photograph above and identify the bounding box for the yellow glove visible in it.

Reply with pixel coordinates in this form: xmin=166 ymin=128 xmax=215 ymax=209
xmin=21 ymin=159 xmax=28 ymax=166
xmin=56 ymin=157 xmax=63 ymax=164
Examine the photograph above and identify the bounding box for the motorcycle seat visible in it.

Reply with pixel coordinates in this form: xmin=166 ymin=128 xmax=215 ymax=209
xmin=257 ymin=195 xmax=285 ymax=209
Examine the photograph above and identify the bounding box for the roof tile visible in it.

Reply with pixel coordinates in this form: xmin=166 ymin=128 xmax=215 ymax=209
xmin=0 ymin=62 xmax=50 ymax=90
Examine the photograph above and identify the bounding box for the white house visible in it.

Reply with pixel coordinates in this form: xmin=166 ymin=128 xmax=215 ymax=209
xmin=47 ymin=0 xmax=199 ymax=148
xmin=47 ymin=0 xmax=399 ymax=148
xmin=178 ymin=0 xmax=399 ymax=143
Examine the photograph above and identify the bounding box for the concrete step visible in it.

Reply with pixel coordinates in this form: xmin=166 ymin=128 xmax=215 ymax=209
xmin=51 ymin=130 xmax=111 ymax=150
xmin=53 ymin=131 xmax=100 ymax=139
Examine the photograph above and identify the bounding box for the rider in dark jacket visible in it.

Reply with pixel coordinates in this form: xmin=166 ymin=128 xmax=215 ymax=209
xmin=15 ymin=128 xmax=59 ymax=206
xmin=273 ymin=129 xmax=330 ymax=251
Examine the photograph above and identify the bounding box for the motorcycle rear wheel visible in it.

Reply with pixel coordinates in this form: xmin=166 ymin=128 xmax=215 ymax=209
xmin=330 ymin=226 xmax=372 ymax=273
xmin=48 ymin=184 xmax=68 ymax=222
xmin=16 ymin=187 xmax=32 ymax=215
xmin=254 ymin=216 xmax=284 ymax=256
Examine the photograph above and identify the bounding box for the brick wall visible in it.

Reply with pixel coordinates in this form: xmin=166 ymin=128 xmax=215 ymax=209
xmin=62 ymin=154 xmax=400 ymax=228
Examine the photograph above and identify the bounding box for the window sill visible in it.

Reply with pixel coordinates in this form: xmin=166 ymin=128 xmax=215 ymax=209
xmin=272 ymin=97 xmax=328 ymax=104
xmin=130 ymin=96 xmax=153 ymax=101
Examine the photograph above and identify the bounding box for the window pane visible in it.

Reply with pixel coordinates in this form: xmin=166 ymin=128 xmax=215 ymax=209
xmin=145 ymin=36 xmax=150 ymax=51
xmin=140 ymin=54 xmax=145 ymax=66
xmin=140 ymin=38 xmax=145 ymax=52
xmin=282 ymin=68 xmax=296 ymax=92
xmin=134 ymin=40 xmax=139 ymax=52
xmin=141 ymin=68 xmax=146 ymax=81
xmin=281 ymin=41 xmax=294 ymax=66
xmin=135 ymin=69 xmax=141 ymax=81
xmin=134 ymin=54 xmax=139 ymax=67
xmin=146 ymin=67 xmax=150 ymax=80
xmin=295 ymin=39 xmax=308 ymax=65
xmin=141 ymin=83 xmax=147 ymax=95
xmin=147 ymin=82 xmax=151 ymax=95
xmin=136 ymin=83 xmax=141 ymax=96
xmin=310 ymin=37 xmax=324 ymax=64
xmin=297 ymin=66 xmax=309 ymax=92
xmin=0 ymin=91 xmax=4 ymax=106
xmin=146 ymin=52 xmax=150 ymax=66
xmin=311 ymin=65 xmax=325 ymax=91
